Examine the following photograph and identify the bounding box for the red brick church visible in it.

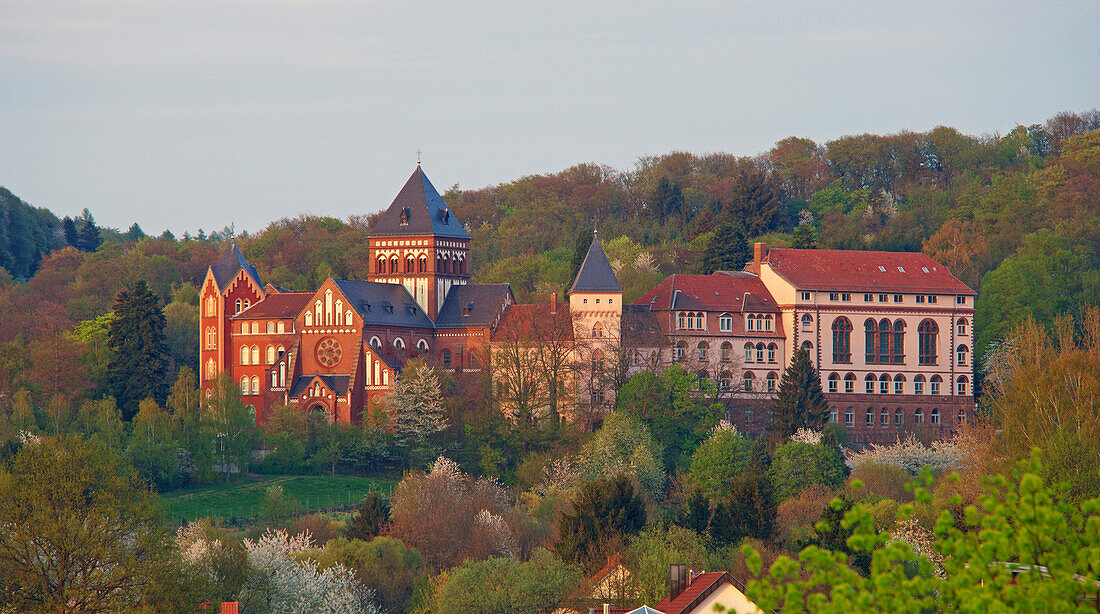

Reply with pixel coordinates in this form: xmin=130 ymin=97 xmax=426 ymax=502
xmin=199 ymin=166 xmax=515 ymax=423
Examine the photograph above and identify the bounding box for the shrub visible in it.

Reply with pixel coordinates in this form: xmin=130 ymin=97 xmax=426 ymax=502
xmin=775 ymin=485 xmax=834 ymax=549
xmin=290 ymin=515 xmax=340 ymax=547
xmin=848 ymin=461 xmax=914 ymax=503
xmin=688 ymin=428 xmax=752 ymax=500
xmin=347 ymin=493 xmax=390 ymax=541
xmin=769 ymin=442 xmax=847 ymax=501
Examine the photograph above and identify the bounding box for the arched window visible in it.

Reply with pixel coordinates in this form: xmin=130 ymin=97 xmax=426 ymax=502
xmin=764 ymin=315 xmax=773 ymax=331
xmin=305 ymin=311 xmax=313 ymax=326
xmin=278 ymin=321 xmax=286 ymax=334
xmin=915 ymin=407 xmax=924 ymax=423
xmin=251 ymin=321 xmax=259 ymax=335
xmin=930 ymin=375 xmax=943 ymax=395
xmin=204 ymin=327 xmax=212 ymax=350
xmin=878 ymin=319 xmax=891 ymax=363
xmin=864 ymin=373 xmax=876 ymax=394
xmin=394 ymin=337 xmax=405 ymax=351
xmin=720 ymin=342 xmax=732 ymax=362
xmin=242 ymin=322 xmax=249 ymax=335
xmin=241 ymin=345 xmax=250 ymax=365
xmin=828 ymin=373 xmax=839 ymax=393
xmin=267 ymin=321 xmax=275 ymax=333
xmin=271 ymin=371 xmax=277 ymax=388
xmin=844 ymin=372 xmax=856 ymax=393
xmin=957 ymin=407 xmax=966 ymax=424
xmin=205 ymin=295 xmax=215 ymax=317
xmin=266 ymin=345 xmax=275 ymax=364
xmin=918 ymin=320 xmax=938 ymax=365
xmin=235 ymin=299 xmax=242 ymax=314
xmin=744 ymin=343 xmax=754 ymax=362
xmin=377 ymin=257 xmax=386 ymax=274
xmin=931 ymin=407 xmax=940 ymax=425
xmin=719 ymin=371 xmax=731 ymax=391
xmin=346 ymin=310 xmax=353 ymax=324
xmin=845 ymin=406 xmax=854 ymax=425
xmin=697 ymin=342 xmax=708 ymax=361
xmin=755 ymin=343 xmax=765 ymax=363
xmin=406 ymin=255 xmax=414 ymax=273
xmin=956 ymin=375 xmax=968 ymax=396
xmin=880 ymin=407 xmax=889 ymax=426
xmin=370 ymin=336 xmax=381 ymax=351
xmin=244 ymin=300 xmax=250 ymax=311
xmin=830 ymin=407 xmax=838 ymax=423
xmin=864 ymin=319 xmax=877 ymax=362
xmin=277 ymin=345 xmax=284 ymax=355
xmin=694 ymin=313 xmax=704 ymax=329
xmin=240 ymin=376 xmax=249 ymax=394
xmin=956 ymin=345 xmax=968 ymax=366
xmin=674 ymin=341 xmax=686 ymax=362
xmin=315 ymin=301 xmax=322 ymax=325
xmin=802 ymin=340 xmax=813 ymax=351
xmin=893 ymin=374 xmax=905 ymax=394
xmin=832 ymin=317 xmax=852 ymax=363
xmin=417 ymin=339 xmax=429 ymax=353
xmin=892 ymin=320 xmax=905 ymax=363
xmin=766 ymin=372 xmax=778 ymax=392
xmin=865 ymin=407 xmax=874 ymax=427
xmin=593 ymin=321 xmax=605 ymax=338
xmin=251 ymin=346 xmax=260 ymax=365
xmin=957 ymin=318 xmax=968 ymax=335
xmin=767 ymin=343 xmax=777 ymax=363
xmin=335 ymin=301 xmax=343 ymax=325
xmin=894 ymin=407 xmax=902 ymax=426
xmin=879 ymin=373 xmax=890 ymax=394
xmin=442 ymin=349 xmax=452 ymax=367
xmin=801 ymin=313 xmax=813 ymax=331
xmin=279 ymin=363 xmax=286 ymax=387
xmin=251 ymin=376 xmax=260 ymax=395
xmin=677 ymin=312 xmax=686 ymax=329
xmin=419 ymin=255 xmax=428 ymax=273
xmin=205 ymin=359 xmax=215 ymax=380
xmin=390 ymin=256 xmax=398 ymax=274
xmin=746 ymin=314 xmax=755 ymax=332
xmin=914 ymin=374 xmax=926 ymax=395
xmin=742 ymin=371 xmax=755 ymax=392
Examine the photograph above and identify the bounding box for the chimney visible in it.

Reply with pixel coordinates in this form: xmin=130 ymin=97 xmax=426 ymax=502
xmin=670 ymin=563 xmax=689 ymax=602
xmin=752 ymin=242 xmax=768 ymax=274
xmin=550 ymin=293 xmax=557 ymax=314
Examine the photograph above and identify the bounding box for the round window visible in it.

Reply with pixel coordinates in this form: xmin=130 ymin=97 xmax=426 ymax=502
xmin=316 ymin=338 xmax=343 ymax=367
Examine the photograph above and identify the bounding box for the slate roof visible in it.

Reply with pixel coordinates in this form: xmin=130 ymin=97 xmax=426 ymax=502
xmin=289 ymin=375 xmax=351 ymax=398
xmin=332 ymin=280 xmax=435 ymax=328
xmin=622 ymin=305 xmax=669 ymax=347
xmin=435 ymin=284 xmax=514 ymax=328
xmin=633 ymin=272 xmax=779 ymax=314
xmin=233 ymin=292 xmax=312 ymax=320
xmin=655 ymin=571 xmax=729 ymax=614
xmin=570 ymin=231 xmax=623 ymax=293
xmin=371 ymin=166 xmax=470 ymax=240
xmin=760 ymin=247 xmax=976 ymax=294
xmin=210 ymin=243 xmax=262 ymax=290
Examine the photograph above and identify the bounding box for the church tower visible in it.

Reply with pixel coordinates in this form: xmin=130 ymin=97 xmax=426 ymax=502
xmin=568 ymin=230 xmax=623 ymax=414
xmin=367 ymin=166 xmax=470 ymax=320
xmin=198 ymin=244 xmax=265 ymax=395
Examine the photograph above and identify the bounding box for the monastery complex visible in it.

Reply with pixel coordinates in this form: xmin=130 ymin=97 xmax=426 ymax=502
xmin=200 ymin=167 xmax=976 ymax=444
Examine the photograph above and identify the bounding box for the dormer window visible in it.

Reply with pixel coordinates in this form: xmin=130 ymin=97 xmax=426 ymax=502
xmin=463 ymin=303 xmax=474 ymax=317
xmin=441 ymin=209 xmax=450 ymax=225
xmin=399 ymin=207 xmax=410 ymax=225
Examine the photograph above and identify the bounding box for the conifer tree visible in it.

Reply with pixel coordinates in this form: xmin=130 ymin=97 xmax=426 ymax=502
xmin=107 ymin=281 xmax=168 ymax=420
xmin=386 ymin=360 xmax=447 ymax=465
xmin=77 ymin=208 xmax=102 ymax=252
xmin=62 ymin=216 xmax=79 ymax=248
xmin=698 ymin=223 xmax=752 ymax=274
xmin=767 ymin=347 xmax=829 ymax=442
xmin=791 ymin=223 xmax=818 ymax=249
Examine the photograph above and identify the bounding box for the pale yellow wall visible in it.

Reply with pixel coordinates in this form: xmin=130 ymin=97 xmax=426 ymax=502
xmin=690 ymin=582 xmax=762 ymax=614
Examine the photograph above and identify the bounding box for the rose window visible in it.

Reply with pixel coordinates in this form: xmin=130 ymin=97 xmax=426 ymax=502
xmin=316 ymin=338 xmax=343 ymax=367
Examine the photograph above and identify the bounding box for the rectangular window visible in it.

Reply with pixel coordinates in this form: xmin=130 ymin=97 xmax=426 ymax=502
xmin=829 ymin=293 xmax=839 ymax=301
xmin=894 ymin=380 xmax=903 ymax=394
xmin=865 ymin=379 xmax=874 ymax=394
xmin=893 ymin=294 xmax=903 ymax=303
xmin=801 ymin=291 xmax=811 ymax=301
xmin=928 ymin=295 xmax=938 ymax=304
xmin=746 ymin=317 xmax=754 ymax=331
xmin=766 ymin=378 xmax=776 ymax=393
xmin=881 ymin=411 xmax=889 ymax=426
xmin=767 ymin=347 xmax=776 ymax=362
xmin=865 ymin=410 xmax=873 ymax=426
xmin=931 ymin=380 xmax=941 ymax=395
xmin=277 ymin=322 xmax=285 ymax=334
xmin=828 ymin=379 xmax=838 ymax=393
xmin=956 ymin=296 xmax=966 ymax=305
xmin=863 ymin=293 xmax=874 ymax=302
xmin=879 ymin=379 xmax=889 ymax=394
xmin=719 ymin=316 xmax=733 ymax=332
xmin=957 ymin=380 xmax=967 ymax=396
xmin=844 ymin=379 xmax=854 ymax=393
xmin=842 ymin=293 xmax=852 ymax=301
xmin=914 ymin=380 xmax=924 ymax=395
xmin=916 ymin=295 xmax=925 ymax=304
xmin=845 ymin=408 xmax=854 ymax=426
xmin=830 ymin=408 xmax=838 ymax=423
xmin=878 ymin=294 xmax=888 ymax=302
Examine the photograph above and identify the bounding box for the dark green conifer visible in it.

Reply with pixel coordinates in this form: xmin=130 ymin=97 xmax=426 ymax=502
xmin=698 ymin=223 xmax=751 ymax=274
xmin=768 ymin=347 xmax=829 ymax=442
xmin=107 ymin=281 xmax=168 ymax=420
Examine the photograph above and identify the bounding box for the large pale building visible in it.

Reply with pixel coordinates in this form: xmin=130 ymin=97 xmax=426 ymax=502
xmin=199 ymin=168 xmax=975 ymax=443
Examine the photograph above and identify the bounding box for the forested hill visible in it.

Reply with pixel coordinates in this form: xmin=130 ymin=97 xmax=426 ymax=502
xmin=0 ymin=188 xmax=62 ymax=281
xmin=0 ymin=110 xmax=1098 ymax=377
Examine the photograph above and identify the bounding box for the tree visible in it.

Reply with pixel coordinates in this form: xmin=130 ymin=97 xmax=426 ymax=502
xmin=107 ymin=280 xmax=168 ymax=420
xmin=430 ymin=548 xmax=580 ymax=614
xmin=77 ymin=208 xmax=102 ymax=252
xmin=386 ymin=359 xmax=447 ymax=465
xmin=348 ymin=492 xmax=390 ymax=541
xmin=768 ymin=441 xmax=847 ymax=501
xmin=709 ymin=473 xmax=776 ymax=544
xmin=304 ymin=536 xmax=425 ymax=614
xmin=570 ymin=229 xmax=591 ymax=283
xmin=648 ymin=176 xmax=684 ymax=223
xmin=625 ymin=525 xmax=710 ymax=606
xmin=768 ymin=347 xmax=829 ymax=442
xmin=205 ymin=374 xmax=256 ymax=483
xmin=555 ymin=474 xmax=646 ymax=569
xmin=688 ymin=426 xmax=752 ymax=500
xmin=62 ymin=216 xmax=79 ymax=247
xmin=791 ymin=223 xmax=818 ymax=249
xmin=0 ymin=435 xmax=189 ymax=613
xmin=697 ymin=223 xmax=751 ymax=274
xmin=742 ymin=457 xmax=1100 ymax=613
xmin=724 ymin=167 xmax=786 ymax=236
xmin=579 ymin=411 xmax=666 ymax=499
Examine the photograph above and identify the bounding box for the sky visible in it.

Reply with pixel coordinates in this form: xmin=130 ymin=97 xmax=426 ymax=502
xmin=1 ymin=0 xmax=1097 ymax=236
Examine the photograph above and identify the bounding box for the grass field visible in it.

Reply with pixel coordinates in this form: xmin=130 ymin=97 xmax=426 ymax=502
xmin=160 ymin=474 xmax=395 ymax=524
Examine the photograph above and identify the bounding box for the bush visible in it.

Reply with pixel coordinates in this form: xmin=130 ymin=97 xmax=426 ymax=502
xmin=554 ymin=474 xmax=646 ymax=570
xmin=289 ymin=515 xmax=340 ymax=547
xmin=848 ymin=461 xmax=913 ymax=503
xmin=775 ymin=484 xmax=834 ymax=549
xmin=769 ymin=442 xmax=847 ymax=501
xmin=688 ymin=428 xmax=752 ymax=500
xmin=347 ymin=493 xmax=390 ymax=541
xmin=304 ymin=536 xmax=426 ymax=613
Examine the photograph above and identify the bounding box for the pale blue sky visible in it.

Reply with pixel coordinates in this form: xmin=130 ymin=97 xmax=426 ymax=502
xmin=1 ymin=0 xmax=1097 ymax=235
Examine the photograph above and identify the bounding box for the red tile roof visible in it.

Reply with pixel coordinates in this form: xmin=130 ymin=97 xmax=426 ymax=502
xmin=491 ymin=303 xmax=574 ymax=342
xmin=761 ymin=248 xmax=975 ymax=294
xmin=233 ymin=292 xmax=312 ymax=319
xmin=632 ymin=273 xmax=778 ymax=313
xmin=655 ymin=571 xmax=729 ymax=614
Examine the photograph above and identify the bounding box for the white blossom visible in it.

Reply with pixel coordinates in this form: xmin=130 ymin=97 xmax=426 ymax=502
xmin=711 ymin=419 xmax=740 ymax=436
xmin=889 ymin=518 xmax=945 ymax=578
xmin=538 ymin=457 xmax=579 ymax=494
xmin=845 ymin=434 xmax=963 ymax=475
xmin=789 ymin=428 xmax=822 ymax=445
xmin=18 ymin=430 xmax=39 ymax=446
xmin=475 ymin=509 xmax=516 ymax=558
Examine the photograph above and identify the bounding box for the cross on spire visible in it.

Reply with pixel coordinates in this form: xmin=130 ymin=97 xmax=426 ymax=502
xmin=416 ymin=148 xmax=422 ymax=165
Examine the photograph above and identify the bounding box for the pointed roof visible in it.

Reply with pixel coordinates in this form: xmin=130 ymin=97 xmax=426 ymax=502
xmin=371 ymin=166 xmax=470 ymax=239
xmin=569 ymin=231 xmax=622 ymax=293
xmin=210 ymin=243 xmax=262 ymax=290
